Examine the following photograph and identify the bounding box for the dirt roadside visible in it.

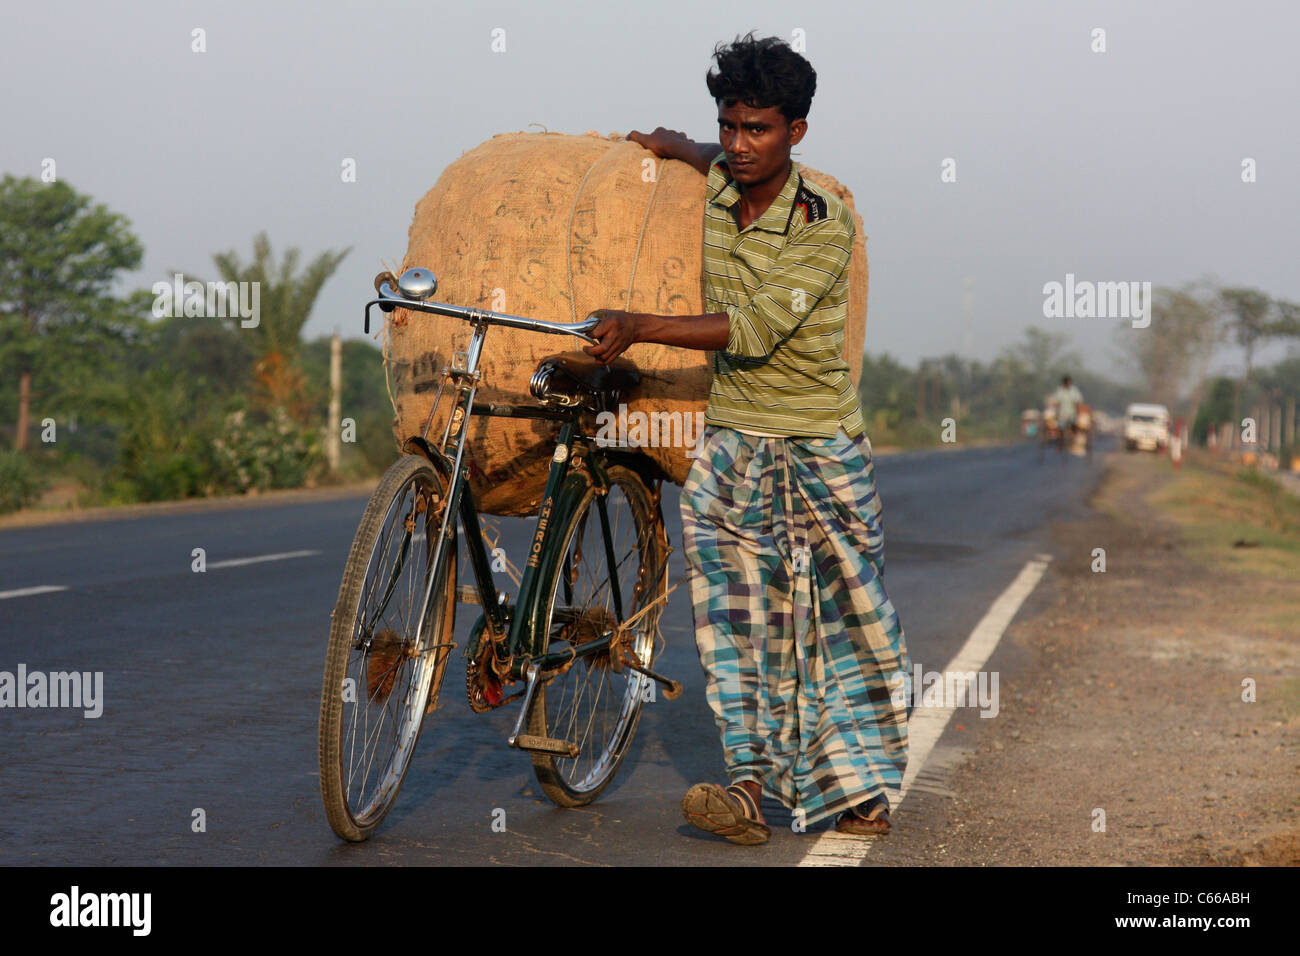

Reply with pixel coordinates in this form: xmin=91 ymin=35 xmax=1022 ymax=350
xmin=878 ymin=450 xmax=1299 ymax=866
xmin=0 ymin=478 xmax=379 ymax=531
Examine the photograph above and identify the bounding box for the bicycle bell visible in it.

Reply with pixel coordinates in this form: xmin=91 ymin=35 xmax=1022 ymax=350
xmin=396 ymin=267 xmax=438 ymax=300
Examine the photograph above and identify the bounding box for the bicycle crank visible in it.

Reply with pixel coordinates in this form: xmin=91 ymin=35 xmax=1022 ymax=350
xmin=506 ymin=663 xmax=580 ymax=758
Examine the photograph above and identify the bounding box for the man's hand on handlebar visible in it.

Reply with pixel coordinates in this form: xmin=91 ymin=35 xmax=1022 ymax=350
xmin=583 ymin=309 xmax=638 ymax=365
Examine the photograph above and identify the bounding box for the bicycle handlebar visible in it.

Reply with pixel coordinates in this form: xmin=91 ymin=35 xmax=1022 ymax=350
xmin=365 ymin=281 xmax=602 ymax=345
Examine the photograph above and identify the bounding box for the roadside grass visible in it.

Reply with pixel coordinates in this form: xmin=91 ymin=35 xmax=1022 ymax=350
xmin=1278 ymin=677 xmax=1300 ymax=722
xmin=1146 ymin=452 xmax=1300 ymax=581
xmin=861 ymin=412 xmax=1017 ymax=450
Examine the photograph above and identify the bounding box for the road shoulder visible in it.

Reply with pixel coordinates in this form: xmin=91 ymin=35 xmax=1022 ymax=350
xmin=874 ymin=450 xmax=1300 ymax=866
xmin=0 ymin=479 xmax=379 ymax=531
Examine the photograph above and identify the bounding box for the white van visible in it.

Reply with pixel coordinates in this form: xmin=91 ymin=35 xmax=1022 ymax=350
xmin=1123 ymin=403 xmax=1170 ymax=452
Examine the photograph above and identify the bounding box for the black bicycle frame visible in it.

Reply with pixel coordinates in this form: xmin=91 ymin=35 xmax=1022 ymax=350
xmin=363 ymin=295 xmax=627 ymax=684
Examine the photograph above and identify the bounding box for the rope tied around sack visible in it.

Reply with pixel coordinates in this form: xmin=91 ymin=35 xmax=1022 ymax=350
xmin=564 ymin=143 xmax=667 ymax=324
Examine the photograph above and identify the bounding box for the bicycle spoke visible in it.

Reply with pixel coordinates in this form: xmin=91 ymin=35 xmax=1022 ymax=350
xmin=362 ymin=495 xmax=407 ymax=636
xmin=321 ymin=456 xmax=457 ymax=838
xmin=570 ymin=667 xmax=609 ymax=783
xmin=529 ymin=469 xmax=665 ymax=803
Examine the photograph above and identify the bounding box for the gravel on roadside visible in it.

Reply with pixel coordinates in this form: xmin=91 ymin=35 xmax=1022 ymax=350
xmin=875 ymin=451 xmax=1300 ymax=867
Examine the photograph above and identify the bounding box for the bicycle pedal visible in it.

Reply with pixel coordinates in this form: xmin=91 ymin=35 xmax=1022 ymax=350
xmin=509 ymin=734 xmax=580 ymax=758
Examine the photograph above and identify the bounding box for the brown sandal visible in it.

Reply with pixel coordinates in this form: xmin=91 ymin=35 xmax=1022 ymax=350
xmin=835 ymin=794 xmax=892 ymax=835
xmin=682 ymin=782 xmax=772 ymax=845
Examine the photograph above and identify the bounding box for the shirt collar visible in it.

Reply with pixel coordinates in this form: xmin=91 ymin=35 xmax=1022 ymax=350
xmin=710 ymin=159 xmax=802 ymax=235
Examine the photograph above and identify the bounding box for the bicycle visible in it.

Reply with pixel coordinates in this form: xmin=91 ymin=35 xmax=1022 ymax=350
xmin=318 ymin=267 xmax=679 ymax=842
xmin=1038 ymin=409 xmax=1093 ymax=463
xmin=1037 ymin=414 xmax=1063 ymax=463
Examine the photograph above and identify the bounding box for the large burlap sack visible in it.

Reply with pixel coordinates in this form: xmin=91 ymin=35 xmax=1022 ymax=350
xmin=386 ymin=131 xmax=868 ymax=516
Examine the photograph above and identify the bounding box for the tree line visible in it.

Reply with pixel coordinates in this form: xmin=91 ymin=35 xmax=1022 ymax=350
xmin=0 ymin=175 xmax=393 ymax=513
xmin=5 ymin=174 xmax=1298 ymax=514
xmin=858 ymin=284 xmax=1300 ymax=456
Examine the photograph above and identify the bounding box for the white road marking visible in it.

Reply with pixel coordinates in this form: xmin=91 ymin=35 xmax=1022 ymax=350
xmin=0 ymin=550 xmax=320 ymax=597
xmin=206 ymin=549 xmax=320 ymax=569
xmin=797 ymin=553 xmax=1053 ymax=867
xmin=0 ymin=585 xmax=69 ymax=600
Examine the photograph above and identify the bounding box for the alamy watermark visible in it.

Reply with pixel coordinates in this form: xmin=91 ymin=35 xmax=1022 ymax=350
xmin=890 ymin=664 xmax=999 ymax=718
xmin=0 ymin=664 xmax=103 ymax=718
xmin=1042 ymin=273 xmax=1151 ymax=329
xmin=50 ymin=886 xmax=150 ymax=936
xmin=152 ymin=273 xmax=260 ymax=327
xmin=594 ymin=404 xmax=708 ymax=457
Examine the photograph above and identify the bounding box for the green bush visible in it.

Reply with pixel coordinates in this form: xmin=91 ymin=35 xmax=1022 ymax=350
xmin=209 ymin=406 xmax=325 ymax=493
xmin=108 ymin=391 xmax=210 ymax=502
xmin=0 ymin=450 xmax=50 ymax=514
xmin=108 ymin=397 xmax=326 ymax=502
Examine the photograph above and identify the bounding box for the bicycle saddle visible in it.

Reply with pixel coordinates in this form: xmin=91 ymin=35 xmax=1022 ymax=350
xmin=529 ymin=351 xmax=640 ymax=414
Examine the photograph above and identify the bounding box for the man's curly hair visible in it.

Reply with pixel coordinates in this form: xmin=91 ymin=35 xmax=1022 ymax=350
xmin=705 ymin=32 xmax=817 ymax=123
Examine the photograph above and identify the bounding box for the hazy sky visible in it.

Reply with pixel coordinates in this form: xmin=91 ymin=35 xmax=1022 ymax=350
xmin=3 ymin=0 xmax=1297 ymax=381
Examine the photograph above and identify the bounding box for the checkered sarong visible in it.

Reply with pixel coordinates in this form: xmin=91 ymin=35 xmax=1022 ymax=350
xmin=680 ymin=424 xmax=910 ymax=826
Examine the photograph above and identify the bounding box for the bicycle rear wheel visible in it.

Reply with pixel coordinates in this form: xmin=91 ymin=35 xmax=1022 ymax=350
xmin=318 ymin=454 xmax=457 ymax=841
xmin=526 ymin=463 xmax=667 ymax=807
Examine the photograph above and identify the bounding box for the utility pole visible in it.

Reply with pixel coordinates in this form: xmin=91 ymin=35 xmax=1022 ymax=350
xmin=327 ymin=333 xmax=342 ymax=472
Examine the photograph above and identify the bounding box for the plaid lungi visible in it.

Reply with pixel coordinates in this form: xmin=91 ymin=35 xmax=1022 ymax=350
xmin=680 ymin=423 xmax=910 ymax=826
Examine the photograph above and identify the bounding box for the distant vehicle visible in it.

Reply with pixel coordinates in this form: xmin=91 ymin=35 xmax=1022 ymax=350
xmin=1021 ymin=409 xmax=1041 ymax=438
xmin=1123 ymin=403 xmax=1170 ymax=452
xmin=1090 ymin=409 xmax=1120 ymax=435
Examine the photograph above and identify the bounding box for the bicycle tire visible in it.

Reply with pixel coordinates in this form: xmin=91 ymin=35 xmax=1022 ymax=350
xmin=318 ymin=454 xmax=457 ymax=841
xmin=526 ymin=463 xmax=667 ymax=807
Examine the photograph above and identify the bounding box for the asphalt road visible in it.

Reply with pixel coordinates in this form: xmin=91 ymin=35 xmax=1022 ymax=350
xmin=0 ymin=440 xmax=1105 ymax=866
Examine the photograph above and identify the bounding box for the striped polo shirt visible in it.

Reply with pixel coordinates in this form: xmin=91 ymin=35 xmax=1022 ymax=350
xmin=702 ymin=152 xmax=865 ymax=438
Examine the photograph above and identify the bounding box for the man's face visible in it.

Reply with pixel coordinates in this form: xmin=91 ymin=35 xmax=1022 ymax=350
xmin=716 ymin=101 xmax=806 ymax=188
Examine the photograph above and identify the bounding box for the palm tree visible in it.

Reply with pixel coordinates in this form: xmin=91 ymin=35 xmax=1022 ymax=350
xmin=208 ymin=232 xmax=350 ymax=416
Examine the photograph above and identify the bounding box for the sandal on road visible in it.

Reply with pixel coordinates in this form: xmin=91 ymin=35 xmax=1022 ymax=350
xmin=682 ymin=782 xmax=771 ymax=845
xmin=835 ymin=794 xmax=892 ymax=836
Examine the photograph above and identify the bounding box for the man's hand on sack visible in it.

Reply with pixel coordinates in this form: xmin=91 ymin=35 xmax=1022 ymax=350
xmin=627 ymin=127 xmax=692 ymax=159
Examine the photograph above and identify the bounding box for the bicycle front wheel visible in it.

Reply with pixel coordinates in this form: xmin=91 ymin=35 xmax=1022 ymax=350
xmin=318 ymin=454 xmax=457 ymax=841
xmin=527 ymin=463 xmax=667 ymax=807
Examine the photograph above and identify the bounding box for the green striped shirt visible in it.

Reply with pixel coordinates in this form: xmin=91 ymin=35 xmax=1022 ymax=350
xmin=702 ymin=152 xmax=865 ymax=438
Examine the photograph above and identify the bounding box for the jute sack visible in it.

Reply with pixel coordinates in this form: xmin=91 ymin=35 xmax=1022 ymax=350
xmin=385 ymin=131 xmax=868 ymax=516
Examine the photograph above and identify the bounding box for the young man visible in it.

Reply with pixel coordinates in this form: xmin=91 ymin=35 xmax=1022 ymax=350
xmin=583 ymin=33 xmax=909 ymax=844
